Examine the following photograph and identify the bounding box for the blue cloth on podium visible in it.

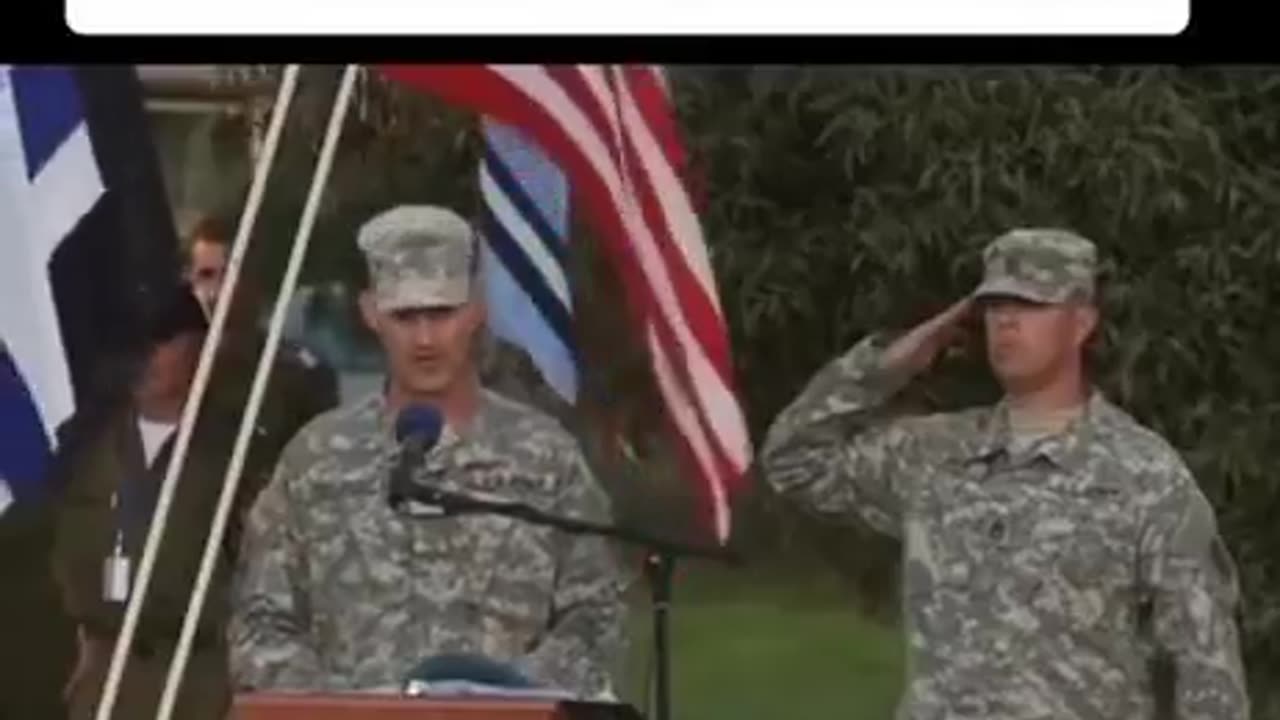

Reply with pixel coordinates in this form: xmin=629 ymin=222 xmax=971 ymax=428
xmin=401 ymin=652 xmax=577 ymax=701
xmin=403 ymin=652 xmax=538 ymax=690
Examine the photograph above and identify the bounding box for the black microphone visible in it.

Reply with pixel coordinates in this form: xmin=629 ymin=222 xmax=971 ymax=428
xmin=388 ymin=404 xmax=444 ymax=511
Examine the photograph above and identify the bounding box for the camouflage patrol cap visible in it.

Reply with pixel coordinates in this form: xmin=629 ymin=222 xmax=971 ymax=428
xmin=357 ymin=205 xmax=477 ymax=311
xmin=974 ymin=227 xmax=1098 ymax=304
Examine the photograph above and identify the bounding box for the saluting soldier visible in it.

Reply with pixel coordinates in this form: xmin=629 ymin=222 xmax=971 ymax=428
xmin=759 ymin=228 xmax=1249 ymax=720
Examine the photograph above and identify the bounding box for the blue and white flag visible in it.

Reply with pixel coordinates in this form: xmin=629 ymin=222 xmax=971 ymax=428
xmin=478 ymin=118 xmax=578 ymax=403
xmin=0 ymin=65 xmax=178 ymax=515
xmin=0 ymin=65 xmax=103 ymax=513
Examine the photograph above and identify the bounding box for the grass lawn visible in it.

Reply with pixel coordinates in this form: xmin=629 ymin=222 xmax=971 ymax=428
xmin=615 ymin=563 xmax=905 ymax=720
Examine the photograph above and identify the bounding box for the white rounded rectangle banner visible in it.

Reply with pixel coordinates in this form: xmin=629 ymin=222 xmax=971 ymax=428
xmin=65 ymin=0 xmax=1190 ymax=35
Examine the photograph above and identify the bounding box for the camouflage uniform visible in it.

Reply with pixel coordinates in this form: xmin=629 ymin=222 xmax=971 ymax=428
xmin=760 ymin=229 xmax=1249 ymax=720
xmin=229 ymin=205 xmax=627 ymax=699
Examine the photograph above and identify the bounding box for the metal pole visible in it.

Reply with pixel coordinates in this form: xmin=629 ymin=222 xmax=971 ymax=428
xmin=90 ymin=64 xmax=301 ymax=720
xmin=648 ymin=552 xmax=675 ymax=720
xmin=153 ymin=63 xmax=359 ymax=720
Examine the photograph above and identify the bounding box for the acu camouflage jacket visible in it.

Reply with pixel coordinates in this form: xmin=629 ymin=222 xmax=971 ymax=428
xmin=229 ymin=389 xmax=627 ymax=700
xmin=760 ymin=334 xmax=1249 ymax=720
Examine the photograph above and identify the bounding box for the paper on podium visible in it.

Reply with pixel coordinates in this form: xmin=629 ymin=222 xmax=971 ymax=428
xmin=403 ymin=679 xmax=578 ymax=701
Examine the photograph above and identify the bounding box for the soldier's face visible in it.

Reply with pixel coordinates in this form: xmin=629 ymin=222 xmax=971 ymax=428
xmin=983 ymin=297 xmax=1096 ymax=391
xmin=361 ymin=292 xmax=485 ymax=399
xmin=135 ymin=331 xmax=203 ymax=408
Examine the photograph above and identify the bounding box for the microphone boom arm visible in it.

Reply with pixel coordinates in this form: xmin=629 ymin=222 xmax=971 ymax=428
xmin=396 ymin=479 xmax=741 ymax=720
xmin=402 ymin=482 xmax=741 ymax=564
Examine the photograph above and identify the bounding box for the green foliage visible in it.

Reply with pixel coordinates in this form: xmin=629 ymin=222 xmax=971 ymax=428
xmin=248 ymin=66 xmax=481 ymax=295
xmin=671 ymin=65 xmax=1280 ymax=714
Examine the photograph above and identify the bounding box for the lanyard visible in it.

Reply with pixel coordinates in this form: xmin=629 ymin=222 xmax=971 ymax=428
xmin=111 ymin=421 xmax=162 ymax=554
xmin=111 ymin=472 xmax=156 ymax=553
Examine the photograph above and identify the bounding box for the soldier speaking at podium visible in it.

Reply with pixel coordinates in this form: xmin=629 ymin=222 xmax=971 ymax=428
xmin=228 ymin=205 xmax=627 ymax=700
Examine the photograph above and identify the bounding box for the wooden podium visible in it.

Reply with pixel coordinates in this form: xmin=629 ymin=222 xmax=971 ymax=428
xmin=231 ymin=693 xmax=644 ymax=720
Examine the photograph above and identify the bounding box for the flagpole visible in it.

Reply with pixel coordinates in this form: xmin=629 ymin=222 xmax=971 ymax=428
xmin=91 ymin=64 xmax=303 ymax=720
xmin=153 ymin=63 xmax=359 ymax=720
xmin=606 ymin=64 xmax=678 ymax=720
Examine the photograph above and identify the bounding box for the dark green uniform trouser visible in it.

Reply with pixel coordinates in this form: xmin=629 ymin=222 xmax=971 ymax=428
xmin=0 ymin=504 xmax=76 ymax=720
xmin=67 ymin=629 xmax=230 ymax=720
xmin=0 ymin=597 xmax=74 ymax=720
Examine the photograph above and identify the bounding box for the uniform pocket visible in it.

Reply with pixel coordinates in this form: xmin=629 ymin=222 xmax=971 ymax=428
xmin=465 ymin=518 xmax=557 ymax=659
xmin=464 ymin=574 xmax=552 ymax=660
xmin=1024 ymin=497 xmax=1137 ymax=631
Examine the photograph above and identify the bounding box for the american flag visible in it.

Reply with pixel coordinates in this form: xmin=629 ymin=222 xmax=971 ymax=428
xmin=379 ymin=65 xmax=751 ymax=543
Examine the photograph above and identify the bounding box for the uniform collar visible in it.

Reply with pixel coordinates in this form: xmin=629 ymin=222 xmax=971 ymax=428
xmin=369 ymin=388 xmax=499 ymax=449
xmin=969 ymin=389 xmax=1111 ymax=471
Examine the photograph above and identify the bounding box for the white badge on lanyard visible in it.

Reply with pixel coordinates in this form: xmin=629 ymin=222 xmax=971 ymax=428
xmin=103 ymin=492 xmax=131 ymax=603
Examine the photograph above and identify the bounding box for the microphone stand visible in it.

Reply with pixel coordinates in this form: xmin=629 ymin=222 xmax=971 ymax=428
xmin=394 ymin=482 xmax=742 ymax=720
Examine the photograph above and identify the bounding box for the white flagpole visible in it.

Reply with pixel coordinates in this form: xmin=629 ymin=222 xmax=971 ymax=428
xmin=91 ymin=64 xmax=303 ymax=720
xmin=152 ymin=63 xmax=360 ymax=720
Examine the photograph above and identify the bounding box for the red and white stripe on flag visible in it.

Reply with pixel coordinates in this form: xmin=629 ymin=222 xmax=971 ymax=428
xmin=378 ymin=64 xmax=751 ymax=543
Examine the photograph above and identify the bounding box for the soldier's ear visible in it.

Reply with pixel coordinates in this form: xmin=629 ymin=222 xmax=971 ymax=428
xmin=468 ymin=295 xmax=487 ymax=332
xmin=358 ymin=290 xmax=381 ymax=334
xmin=1073 ymin=302 xmax=1098 ymax=346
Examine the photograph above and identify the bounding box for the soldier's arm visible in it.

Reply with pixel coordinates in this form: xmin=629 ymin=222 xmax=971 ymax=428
xmin=228 ymin=444 xmax=323 ymax=690
xmin=46 ymin=414 xmax=105 ymax=625
xmin=1138 ymin=462 xmax=1249 ymax=719
xmin=758 ymin=333 xmax=928 ymax=538
xmin=519 ymin=451 xmax=627 ymax=700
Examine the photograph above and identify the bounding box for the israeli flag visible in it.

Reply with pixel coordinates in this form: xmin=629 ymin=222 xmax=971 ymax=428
xmin=0 ymin=65 xmax=178 ymax=516
xmin=0 ymin=66 xmax=104 ymax=514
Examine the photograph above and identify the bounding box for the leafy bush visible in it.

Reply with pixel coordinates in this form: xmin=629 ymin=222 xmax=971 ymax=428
xmin=672 ymin=65 xmax=1280 ymax=714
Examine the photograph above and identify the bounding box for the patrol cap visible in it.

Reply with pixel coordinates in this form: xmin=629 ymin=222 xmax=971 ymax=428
xmin=974 ymin=227 xmax=1098 ymax=304
xmin=357 ymin=205 xmax=477 ymax=311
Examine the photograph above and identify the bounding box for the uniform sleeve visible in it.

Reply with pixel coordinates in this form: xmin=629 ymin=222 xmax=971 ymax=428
xmin=1137 ymin=463 xmax=1249 ymax=719
xmin=519 ymin=450 xmax=628 ymax=700
xmin=758 ymin=334 xmax=927 ymax=538
xmin=47 ymin=415 xmax=104 ymax=625
xmin=228 ymin=441 xmax=324 ymax=690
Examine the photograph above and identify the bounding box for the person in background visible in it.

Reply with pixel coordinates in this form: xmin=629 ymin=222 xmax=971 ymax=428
xmin=759 ymin=228 xmax=1248 ymax=719
xmin=49 ymin=283 xmax=234 ymax=720
xmin=181 ymin=215 xmax=339 ymax=553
